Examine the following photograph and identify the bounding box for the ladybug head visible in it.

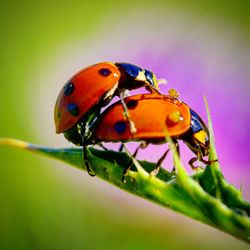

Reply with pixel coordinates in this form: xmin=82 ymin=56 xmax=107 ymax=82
xmin=184 ymin=109 xmax=210 ymax=157
xmin=144 ymin=69 xmax=167 ymax=92
xmin=144 ymin=69 xmax=158 ymax=89
xmin=115 ymin=62 xmax=161 ymax=91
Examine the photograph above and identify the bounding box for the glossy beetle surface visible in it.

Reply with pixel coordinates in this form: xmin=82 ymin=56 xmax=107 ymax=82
xmin=54 ymin=62 xmax=160 ymax=134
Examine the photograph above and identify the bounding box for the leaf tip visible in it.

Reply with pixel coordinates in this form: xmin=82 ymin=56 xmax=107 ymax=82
xmin=203 ymin=95 xmax=218 ymax=162
xmin=0 ymin=137 xmax=31 ymax=149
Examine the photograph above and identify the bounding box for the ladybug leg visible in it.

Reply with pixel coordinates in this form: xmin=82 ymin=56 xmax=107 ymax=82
xmin=188 ymin=157 xmax=199 ymax=170
xmin=199 ymin=157 xmax=218 ymax=166
xmin=131 ymin=141 xmax=148 ymax=158
xmin=77 ymin=124 xmax=96 ymax=176
xmin=119 ymin=91 xmax=137 ymax=134
xmin=122 ymin=144 xmax=133 ymax=183
xmin=145 ymin=84 xmax=161 ymax=94
xmin=83 ymin=141 xmax=96 ymax=176
xmin=123 ymin=89 xmax=130 ymax=97
xmin=98 ymin=143 xmax=108 ymax=151
xmin=122 ymin=141 xmax=148 ymax=182
xmin=151 ymin=140 xmax=180 ymax=175
xmin=188 ymin=144 xmax=206 ymax=171
xmin=119 ymin=143 xmax=125 ymax=152
xmin=189 ymin=150 xmax=218 ymax=171
xmin=151 ymin=148 xmax=170 ymax=176
xmin=188 ymin=156 xmax=215 ymax=171
xmin=171 ymin=140 xmax=180 ymax=172
xmin=188 ymin=149 xmax=207 ymax=171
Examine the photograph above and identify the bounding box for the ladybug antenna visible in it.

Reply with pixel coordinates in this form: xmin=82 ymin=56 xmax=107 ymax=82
xmin=157 ymin=78 xmax=168 ymax=85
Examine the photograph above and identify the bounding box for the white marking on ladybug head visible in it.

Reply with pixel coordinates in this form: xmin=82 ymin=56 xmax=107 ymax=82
xmin=136 ymin=71 xmax=146 ymax=82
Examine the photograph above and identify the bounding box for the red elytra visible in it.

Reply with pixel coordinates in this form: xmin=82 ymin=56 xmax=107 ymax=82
xmin=93 ymin=94 xmax=191 ymax=143
xmin=54 ymin=62 xmax=121 ymax=134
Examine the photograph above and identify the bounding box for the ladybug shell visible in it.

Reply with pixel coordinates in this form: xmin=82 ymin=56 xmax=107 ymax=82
xmin=94 ymin=94 xmax=191 ymax=143
xmin=54 ymin=62 xmax=121 ymax=134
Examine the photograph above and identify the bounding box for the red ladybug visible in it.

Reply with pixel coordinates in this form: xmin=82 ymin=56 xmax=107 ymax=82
xmin=66 ymin=93 xmax=211 ymax=175
xmin=93 ymin=94 xmax=211 ymax=172
xmin=54 ymin=62 xmax=161 ymax=136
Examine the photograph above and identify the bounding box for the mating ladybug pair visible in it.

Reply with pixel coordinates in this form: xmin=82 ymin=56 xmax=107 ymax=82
xmin=54 ymin=62 xmax=212 ymax=177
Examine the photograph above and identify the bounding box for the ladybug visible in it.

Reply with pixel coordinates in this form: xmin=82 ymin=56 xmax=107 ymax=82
xmin=67 ymin=93 xmax=212 ymax=175
xmin=94 ymin=93 xmax=211 ymax=172
xmin=54 ymin=62 xmax=163 ymax=175
xmin=54 ymin=62 xmax=162 ymax=136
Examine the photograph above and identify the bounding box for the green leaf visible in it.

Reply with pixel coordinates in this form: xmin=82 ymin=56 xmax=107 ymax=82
xmin=0 ymin=98 xmax=250 ymax=244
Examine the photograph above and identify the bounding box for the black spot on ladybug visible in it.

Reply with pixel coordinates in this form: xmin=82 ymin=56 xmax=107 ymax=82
xmin=67 ymin=103 xmax=79 ymax=116
xmin=99 ymin=68 xmax=111 ymax=77
xmin=126 ymin=100 xmax=138 ymax=110
xmin=114 ymin=121 xmax=126 ymax=134
xmin=58 ymin=112 xmax=62 ymax=119
xmin=64 ymin=82 xmax=74 ymax=96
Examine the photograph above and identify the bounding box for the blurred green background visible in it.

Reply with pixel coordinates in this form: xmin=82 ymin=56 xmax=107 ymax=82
xmin=0 ymin=1 xmax=249 ymax=249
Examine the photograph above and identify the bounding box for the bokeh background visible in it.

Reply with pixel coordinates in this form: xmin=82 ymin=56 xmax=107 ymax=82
xmin=0 ymin=0 xmax=249 ymax=249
